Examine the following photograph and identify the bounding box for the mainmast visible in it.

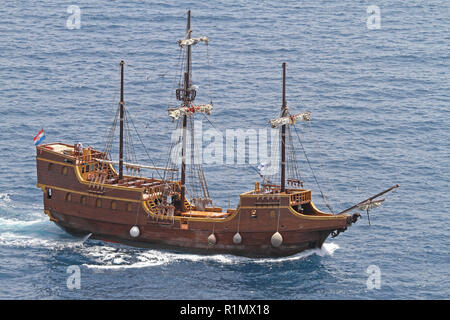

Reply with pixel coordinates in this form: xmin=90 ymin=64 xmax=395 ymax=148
xmin=181 ymin=10 xmax=191 ymax=212
xmin=169 ymin=10 xmax=210 ymax=211
xmin=280 ymin=62 xmax=287 ymax=193
xmin=119 ymin=60 xmax=125 ymax=180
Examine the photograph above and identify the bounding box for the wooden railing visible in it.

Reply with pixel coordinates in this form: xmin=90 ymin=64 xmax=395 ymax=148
xmin=289 ymin=190 xmax=311 ymax=205
xmin=75 ymin=148 xmax=107 ymax=164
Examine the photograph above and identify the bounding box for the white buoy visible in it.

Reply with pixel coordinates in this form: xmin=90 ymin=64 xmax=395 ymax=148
xmin=233 ymin=232 xmax=242 ymax=244
xmin=271 ymin=232 xmax=283 ymax=247
xmin=207 ymin=233 xmax=216 ymax=246
xmin=130 ymin=225 xmax=140 ymax=238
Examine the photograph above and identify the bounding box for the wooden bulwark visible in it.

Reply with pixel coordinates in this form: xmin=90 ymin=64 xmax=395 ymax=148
xmin=289 ymin=190 xmax=311 ymax=205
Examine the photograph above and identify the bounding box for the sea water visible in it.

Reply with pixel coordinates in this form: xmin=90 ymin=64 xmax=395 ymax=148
xmin=0 ymin=0 xmax=449 ymax=299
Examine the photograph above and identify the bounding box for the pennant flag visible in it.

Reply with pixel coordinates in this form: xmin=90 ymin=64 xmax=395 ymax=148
xmin=33 ymin=129 xmax=45 ymax=146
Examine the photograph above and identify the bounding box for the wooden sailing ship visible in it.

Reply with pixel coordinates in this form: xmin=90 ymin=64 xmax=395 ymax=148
xmin=35 ymin=11 xmax=398 ymax=257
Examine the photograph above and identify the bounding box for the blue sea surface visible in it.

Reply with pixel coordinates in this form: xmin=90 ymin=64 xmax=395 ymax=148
xmin=0 ymin=0 xmax=449 ymax=299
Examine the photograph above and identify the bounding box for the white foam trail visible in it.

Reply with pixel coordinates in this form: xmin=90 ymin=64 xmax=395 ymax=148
xmin=0 ymin=217 xmax=44 ymax=227
xmin=84 ymin=253 xmax=170 ymax=269
xmin=0 ymin=193 xmax=13 ymax=208
xmin=83 ymin=243 xmax=340 ymax=270
xmin=83 ymin=248 xmax=224 ymax=270
xmin=253 ymin=242 xmax=340 ymax=264
xmin=0 ymin=192 xmax=47 ymax=223
xmin=0 ymin=232 xmax=87 ymax=250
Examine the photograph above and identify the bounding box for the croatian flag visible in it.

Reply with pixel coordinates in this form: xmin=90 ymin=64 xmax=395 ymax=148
xmin=33 ymin=129 xmax=45 ymax=146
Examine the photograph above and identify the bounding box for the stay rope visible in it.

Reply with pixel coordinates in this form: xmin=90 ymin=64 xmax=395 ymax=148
xmin=293 ymin=123 xmax=335 ymax=214
xmin=305 ymin=121 xmax=341 ymax=209
xmin=125 ymin=107 xmax=164 ymax=181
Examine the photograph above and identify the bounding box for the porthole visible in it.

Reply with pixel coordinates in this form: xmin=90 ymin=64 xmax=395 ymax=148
xmin=127 ymin=203 xmax=133 ymax=212
xmin=65 ymin=193 xmax=72 ymax=202
xmin=80 ymin=196 xmax=87 ymax=205
xmin=46 ymin=188 xmax=52 ymax=199
xmin=111 ymin=201 xmax=117 ymax=210
xmin=61 ymin=166 xmax=68 ymax=175
xmin=96 ymin=198 xmax=102 ymax=208
xmin=47 ymin=163 xmax=53 ymax=171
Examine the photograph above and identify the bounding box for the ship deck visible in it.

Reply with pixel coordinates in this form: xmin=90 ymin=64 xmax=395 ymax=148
xmin=39 ymin=142 xmax=230 ymax=215
xmin=41 ymin=142 xmax=167 ymax=186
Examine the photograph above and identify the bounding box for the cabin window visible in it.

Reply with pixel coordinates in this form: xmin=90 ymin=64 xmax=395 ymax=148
xmin=46 ymin=188 xmax=52 ymax=199
xmin=47 ymin=163 xmax=53 ymax=171
xmin=127 ymin=203 xmax=133 ymax=212
xmin=111 ymin=201 xmax=117 ymax=210
xmin=90 ymin=164 xmax=94 ymax=171
xmin=61 ymin=166 xmax=68 ymax=175
xmin=85 ymin=165 xmax=89 ymax=172
xmin=251 ymin=209 xmax=257 ymax=218
xmin=80 ymin=196 xmax=87 ymax=205
xmin=65 ymin=193 xmax=72 ymax=202
xmin=96 ymin=198 xmax=102 ymax=208
xmin=82 ymin=166 xmax=85 ymax=173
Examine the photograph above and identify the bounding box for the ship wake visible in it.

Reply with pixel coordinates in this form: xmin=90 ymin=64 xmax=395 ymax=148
xmin=82 ymin=243 xmax=340 ymax=270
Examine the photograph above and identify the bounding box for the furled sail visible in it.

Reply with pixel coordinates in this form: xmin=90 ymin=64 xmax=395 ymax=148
xmin=357 ymin=199 xmax=385 ymax=212
xmin=269 ymin=111 xmax=311 ymax=128
xmin=178 ymin=37 xmax=209 ymax=48
xmin=168 ymin=103 xmax=213 ymax=120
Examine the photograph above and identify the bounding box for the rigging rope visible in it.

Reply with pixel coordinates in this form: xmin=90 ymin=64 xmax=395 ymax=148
xmin=163 ymin=117 xmax=182 ymax=181
xmin=286 ymin=125 xmax=303 ymax=185
xmin=293 ymin=123 xmax=335 ymax=214
xmin=305 ymin=121 xmax=342 ymax=209
xmin=102 ymin=86 xmax=122 ymax=159
xmin=125 ymin=107 xmax=164 ymax=180
xmin=206 ymin=43 xmax=212 ymax=103
xmin=200 ymin=113 xmax=264 ymax=177
xmin=190 ymin=116 xmax=209 ymax=199
xmin=103 ymin=104 xmax=120 ymax=159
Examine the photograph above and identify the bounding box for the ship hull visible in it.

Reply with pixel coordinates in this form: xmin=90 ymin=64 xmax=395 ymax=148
xmin=36 ymin=143 xmax=356 ymax=258
xmin=51 ymin=210 xmax=331 ymax=257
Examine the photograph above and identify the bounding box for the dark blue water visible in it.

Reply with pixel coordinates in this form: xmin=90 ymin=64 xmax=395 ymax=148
xmin=0 ymin=0 xmax=449 ymax=299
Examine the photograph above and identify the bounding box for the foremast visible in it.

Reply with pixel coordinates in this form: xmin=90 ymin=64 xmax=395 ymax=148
xmin=268 ymin=63 xmax=311 ymax=193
